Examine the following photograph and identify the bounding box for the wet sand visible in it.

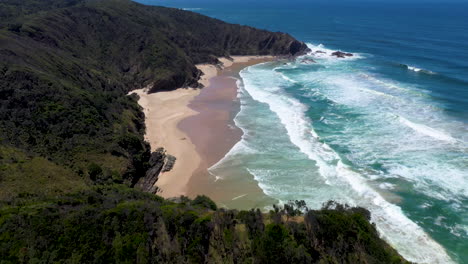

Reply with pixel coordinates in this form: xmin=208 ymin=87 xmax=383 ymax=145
xmin=133 ymin=56 xmax=276 ymax=200
xmin=180 ymin=58 xmax=278 ymax=209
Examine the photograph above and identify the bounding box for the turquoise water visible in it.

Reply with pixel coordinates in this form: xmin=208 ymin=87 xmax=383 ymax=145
xmin=140 ymin=1 xmax=468 ymax=263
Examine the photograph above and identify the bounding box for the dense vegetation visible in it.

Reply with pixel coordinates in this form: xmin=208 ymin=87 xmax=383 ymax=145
xmin=0 ymin=185 xmax=409 ymax=263
xmin=0 ymin=1 xmax=410 ymax=262
xmin=0 ymin=0 xmax=308 ymax=200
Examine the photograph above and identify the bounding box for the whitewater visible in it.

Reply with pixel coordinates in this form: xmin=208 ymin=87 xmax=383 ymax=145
xmin=208 ymin=43 xmax=467 ymax=263
xmin=148 ymin=2 xmax=468 ymax=262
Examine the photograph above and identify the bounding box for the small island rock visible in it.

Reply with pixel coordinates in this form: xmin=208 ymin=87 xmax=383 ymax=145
xmin=331 ymin=51 xmax=353 ymax=58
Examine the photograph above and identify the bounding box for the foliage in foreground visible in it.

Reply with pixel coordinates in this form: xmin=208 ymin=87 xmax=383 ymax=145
xmin=0 ymin=185 xmax=409 ymax=264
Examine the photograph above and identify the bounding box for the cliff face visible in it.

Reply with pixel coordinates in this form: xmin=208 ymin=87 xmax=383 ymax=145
xmin=0 ymin=0 xmax=308 ymax=199
xmin=135 ymin=148 xmax=176 ymax=193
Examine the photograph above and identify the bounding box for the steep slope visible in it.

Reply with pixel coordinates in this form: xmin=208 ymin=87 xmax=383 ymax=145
xmin=0 ymin=0 xmax=309 ymax=200
xmin=0 ymin=2 xmax=411 ymax=262
xmin=0 ymin=186 xmax=409 ymax=263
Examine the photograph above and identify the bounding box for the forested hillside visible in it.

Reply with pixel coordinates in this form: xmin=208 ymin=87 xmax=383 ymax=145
xmin=0 ymin=1 xmax=410 ymax=263
xmin=0 ymin=186 xmax=409 ymax=263
xmin=0 ymin=0 xmax=308 ymax=200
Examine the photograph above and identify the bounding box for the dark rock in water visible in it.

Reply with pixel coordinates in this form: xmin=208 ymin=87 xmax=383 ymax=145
xmin=331 ymin=51 xmax=353 ymax=58
xmin=136 ymin=147 xmax=176 ymax=193
xmin=315 ymin=50 xmax=326 ymax=54
xmin=300 ymin=58 xmax=317 ymax=64
xmin=289 ymin=40 xmax=311 ymax=56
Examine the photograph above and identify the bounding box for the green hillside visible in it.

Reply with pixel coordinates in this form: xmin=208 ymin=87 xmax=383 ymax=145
xmin=0 ymin=186 xmax=409 ymax=263
xmin=0 ymin=1 xmax=410 ymax=263
xmin=0 ymin=0 xmax=308 ymax=200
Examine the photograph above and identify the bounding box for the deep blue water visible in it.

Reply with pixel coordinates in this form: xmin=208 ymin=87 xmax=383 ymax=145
xmin=139 ymin=1 xmax=468 ymax=263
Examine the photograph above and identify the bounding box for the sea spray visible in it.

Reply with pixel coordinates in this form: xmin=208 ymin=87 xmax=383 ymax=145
xmin=186 ymin=4 xmax=468 ymax=261
xmin=198 ymin=29 xmax=467 ymax=264
xmin=237 ymin=62 xmax=454 ymax=263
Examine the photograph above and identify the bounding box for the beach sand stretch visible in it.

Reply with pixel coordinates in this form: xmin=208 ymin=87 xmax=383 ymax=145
xmin=131 ymin=56 xmax=275 ymax=199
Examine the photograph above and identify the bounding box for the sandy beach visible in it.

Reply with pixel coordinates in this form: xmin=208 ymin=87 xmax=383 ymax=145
xmin=180 ymin=58 xmax=279 ymax=209
xmin=132 ymin=56 xmax=274 ymax=198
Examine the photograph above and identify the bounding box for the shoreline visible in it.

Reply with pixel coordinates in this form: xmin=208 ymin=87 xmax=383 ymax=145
xmin=131 ymin=87 xmax=201 ymax=197
xmin=132 ymin=56 xmax=275 ymax=198
xmin=181 ymin=57 xmax=278 ymax=208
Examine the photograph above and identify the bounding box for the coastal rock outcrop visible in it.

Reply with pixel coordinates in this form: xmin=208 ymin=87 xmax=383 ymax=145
xmin=136 ymin=148 xmax=176 ymax=193
xmin=300 ymin=58 xmax=317 ymax=64
xmin=288 ymin=40 xmax=311 ymax=56
xmin=331 ymin=51 xmax=353 ymax=58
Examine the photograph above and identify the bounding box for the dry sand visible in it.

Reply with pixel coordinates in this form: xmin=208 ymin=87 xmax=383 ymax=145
xmin=131 ymin=87 xmax=201 ymax=197
xmin=131 ymin=55 xmax=275 ymax=198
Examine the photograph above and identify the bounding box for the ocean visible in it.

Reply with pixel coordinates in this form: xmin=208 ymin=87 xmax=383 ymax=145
xmin=140 ymin=1 xmax=468 ymax=263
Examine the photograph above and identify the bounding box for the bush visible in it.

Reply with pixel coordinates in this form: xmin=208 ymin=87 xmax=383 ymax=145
xmin=191 ymin=195 xmax=217 ymax=210
xmin=88 ymin=163 xmax=103 ymax=182
xmin=0 ymin=188 xmax=408 ymax=263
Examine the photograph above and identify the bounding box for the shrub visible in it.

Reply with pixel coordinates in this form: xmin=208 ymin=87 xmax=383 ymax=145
xmin=191 ymin=195 xmax=217 ymax=210
xmin=88 ymin=163 xmax=103 ymax=182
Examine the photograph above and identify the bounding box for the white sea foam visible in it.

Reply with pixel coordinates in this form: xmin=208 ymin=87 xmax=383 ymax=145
xmin=379 ymin=182 xmax=396 ymax=190
xmin=359 ymin=73 xmax=431 ymax=99
xmin=310 ymin=71 xmax=459 ymax=148
xmin=238 ymin=65 xmax=454 ymax=264
xmin=434 ymin=216 xmax=446 ymax=226
xmin=245 ymin=168 xmax=277 ymax=197
xmin=406 ymin=65 xmax=435 ymax=74
xmin=181 ymin=7 xmax=203 ymax=11
xmin=214 ymin=175 xmax=223 ymax=182
xmin=314 ymin=72 xmax=467 ymax=199
xmin=408 ymin=66 xmax=422 ymax=72
xmin=360 ymin=73 xmax=411 ymax=91
xmin=232 ymin=194 xmax=248 ymax=200
xmin=451 ymin=224 xmax=468 ymax=238
xmin=387 ymin=164 xmax=468 ymax=201
xmin=310 ymin=129 xmax=320 ymax=139
xmin=397 ymin=115 xmax=458 ymax=143
xmin=359 ymin=87 xmax=395 ymax=98
xmin=420 ymin=202 xmax=432 ymax=209
xmin=277 ymin=72 xmax=298 ymax=83
xmin=209 ymin=139 xmax=257 ymax=172
xmin=207 ymin=48 xmax=464 ymax=263
xmin=306 ymin=43 xmax=364 ymax=60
